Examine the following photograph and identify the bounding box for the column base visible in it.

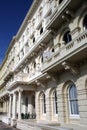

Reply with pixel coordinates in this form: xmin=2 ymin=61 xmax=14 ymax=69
xmin=8 ymin=117 xmax=11 ymax=125
xmin=11 ymin=118 xmax=17 ymax=127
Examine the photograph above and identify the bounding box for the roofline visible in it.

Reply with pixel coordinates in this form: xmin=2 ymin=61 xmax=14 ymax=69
xmin=0 ymin=0 xmax=42 ymax=70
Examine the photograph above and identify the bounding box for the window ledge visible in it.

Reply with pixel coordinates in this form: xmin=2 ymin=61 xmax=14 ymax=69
xmin=70 ymin=115 xmax=80 ymax=119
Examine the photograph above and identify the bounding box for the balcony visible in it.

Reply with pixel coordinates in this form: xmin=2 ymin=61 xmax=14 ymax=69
xmin=6 ymin=73 xmax=29 ymax=90
xmin=14 ymin=29 xmax=52 ymax=71
xmin=51 ymin=0 xmax=59 ymax=13
xmin=30 ymin=25 xmax=34 ymax=38
xmin=46 ymin=0 xmax=83 ymax=30
xmin=42 ymin=30 xmax=87 ymax=72
xmin=29 ymin=66 xmax=42 ymax=83
xmin=43 ymin=1 xmax=51 ymax=18
xmin=35 ymin=15 xmax=42 ymax=29
xmin=4 ymin=69 xmax=13 ymax=82
xmin=0 ymin=87 xmax=8 ymax=98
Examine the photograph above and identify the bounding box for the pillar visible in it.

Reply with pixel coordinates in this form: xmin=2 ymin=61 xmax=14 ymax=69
xmin=8 ymin=95 xmax=12 ymax=118
xmin=35 ymin=91 xmax=40 ymax=121
xmin=12 ymin=92 xmax=16 ymax=119
xmin=28 ymin=96 xmax=33 ymax=114
xmin=18 ymin=90 xmax=22 ymax=119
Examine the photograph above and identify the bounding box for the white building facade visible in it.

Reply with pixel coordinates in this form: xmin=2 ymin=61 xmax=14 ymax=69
xmin=0 ymin=0 xmax=87 ymax=130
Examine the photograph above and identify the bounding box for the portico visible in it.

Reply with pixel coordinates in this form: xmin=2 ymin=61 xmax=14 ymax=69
xmin=7 ymin=82 xmax=36 ymax=126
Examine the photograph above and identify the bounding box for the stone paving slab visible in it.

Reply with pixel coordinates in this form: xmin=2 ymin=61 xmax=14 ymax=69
xmin=0 ymin=122 xmax=20 ymax=130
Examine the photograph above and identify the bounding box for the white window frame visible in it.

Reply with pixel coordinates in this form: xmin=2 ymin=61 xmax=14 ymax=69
xmin=68 ymin=84 xmax=79 ymax=119
xmin=41 ymin=93 xmax=46 ymax=116
xmin=53 ymin=90 xmax=58 ymax=116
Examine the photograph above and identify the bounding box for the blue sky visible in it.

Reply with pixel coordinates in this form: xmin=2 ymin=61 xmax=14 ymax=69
xmin=0 ymin=0 xmax=33 ymax=64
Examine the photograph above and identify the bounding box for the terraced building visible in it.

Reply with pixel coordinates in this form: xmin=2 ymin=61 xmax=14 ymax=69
xmin=0 ymin=0 xmax=87 ymax=130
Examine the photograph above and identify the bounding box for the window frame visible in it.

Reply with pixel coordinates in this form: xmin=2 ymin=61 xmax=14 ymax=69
xmin=83 ymin=14 xmax=87 ymax=30
xmin=68 ymin=84 xmax=79 ymax=119
xmin=53 ymin=90 xmax=58 ymax=116
xmin=63 ymin=30 xmax=72 ymax=45
xmin=41 ymin=93 xmax=46 ymax=116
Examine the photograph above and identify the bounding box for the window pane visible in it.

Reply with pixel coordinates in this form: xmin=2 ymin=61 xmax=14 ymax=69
xmin=83 ymin=15 xmax=87 ymax=29
xmin=63 ymin=31 xmax=72 ymax=44
xmin=55 ymin=91 xmax=58 ymax=114
xmin=53 ymin=90 xmax=58 ymax=114
xmin=69 ymin=84 xmax=79 ymax=115
xmin=43 ymin=94 xmax=46 ymax=113
xmin=42 ymin=93 xmax=46 ymax=114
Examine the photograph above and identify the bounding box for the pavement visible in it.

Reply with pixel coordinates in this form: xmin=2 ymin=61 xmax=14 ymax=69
xmin=0 ymin=121 xmax=20 ymax=130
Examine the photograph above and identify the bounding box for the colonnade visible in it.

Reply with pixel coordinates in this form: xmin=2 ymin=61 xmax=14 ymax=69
xmin=8 ymin=90 xmax=22 ymax=120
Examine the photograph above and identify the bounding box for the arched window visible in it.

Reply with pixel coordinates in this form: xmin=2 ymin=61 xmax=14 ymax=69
xmin=68 ymin=84 xmax=79 ymax=116
xmin=83 ymin=14 xmax=87 ymax=30
xmin=41 ymin=93 xmax=46 ymax=114
xmin=40 ymin=27 xmax=43 ymax=35
xmin=59 ymin=0 xmax=63 ymax=4
xmin=63 ymin=31 xmax=72 ymax=44
xmin=33 ymin=37 xmax=35 ymax=43
xmin=53 ymin=90 xmax=58 ymax=114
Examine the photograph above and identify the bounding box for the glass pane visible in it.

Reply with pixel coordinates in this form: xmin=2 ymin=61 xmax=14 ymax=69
xmin=69 ymin=84 xmax=79 ymax=115
xmin=55 ymin=91 xmax=58 ymax=114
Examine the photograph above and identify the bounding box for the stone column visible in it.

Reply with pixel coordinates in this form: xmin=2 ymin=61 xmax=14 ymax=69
xmin=76 ymin=76 xmax=87 ymax=125
xmin=46 ymin=94 xmax=52 ymax=121
xmin=12 ymin=92 xmax=16 ymax=119
xmin=9 ymin=94 xmax=12 ymax=118
xmin=46 ymin=89 xmax=52 ymax=121
xmin=57 ymin=83 xmax=66 ymax=123
xmin=18 ymin=90 xmax=22 ymax=120
xmin=35 ymin=91 xmax=40 ymax=121
xmin=28 ymin=96 xmax=32 ymax=114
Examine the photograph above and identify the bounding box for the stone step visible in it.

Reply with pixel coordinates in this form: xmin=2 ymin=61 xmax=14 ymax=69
xmin=17 ymin=120 xmax=73 ymax=130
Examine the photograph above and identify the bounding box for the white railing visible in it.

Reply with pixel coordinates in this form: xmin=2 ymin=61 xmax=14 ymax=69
xmin=29 ymin=70 xmax=42 ymax=82
xmin=6 ymin=73 xmax=29 ymax=89
xmin=46 ymin=0 xmax=71 ymax=28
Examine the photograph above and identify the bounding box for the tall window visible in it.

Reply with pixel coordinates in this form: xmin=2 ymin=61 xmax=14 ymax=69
xmin=68 ymin=84 xmax=79 ymax=116
xmin=53 ymin=90 xmax=58 ymax=114
xmin=63 ymin=31 xmax=72 ymax=44
xmin=42 ymin=93 xmax=46 ymax=114
xmin=40 ymin=27 xmax=43 ymax=35
xmin=25 ymin=97 xmax=28 ymax=113
xmin=59 ymin=0 xmax=63 ymax=4
xmin=33 ymin=37 xmax=35 ymax=43
xmin=83 ymin=14 xmax=87 ymax=30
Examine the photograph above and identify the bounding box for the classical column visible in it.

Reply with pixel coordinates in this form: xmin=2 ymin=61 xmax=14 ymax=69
xmin=12 ymin=92 xmax=16 ymax=119
xmin=35 ymin=91 xmax=40 ymax=121
xmin=9 ymin=94 xmax=12 ymax=118
xmin=18 ymin=90 xmax=22 ymax=119
xmin=28 ymin=96 xmax=32 ymax=114
xmin=46 ymin=95 xmax=52 ymax=121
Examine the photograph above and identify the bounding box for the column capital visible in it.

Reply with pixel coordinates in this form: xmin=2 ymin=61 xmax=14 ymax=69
xmin=18 ymin=88 xmax=23 ymax=93
xmin=8 ymin=93 xmax=13 ymax=97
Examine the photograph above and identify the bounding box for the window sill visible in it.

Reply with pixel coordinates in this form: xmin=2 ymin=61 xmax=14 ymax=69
xmin=70 ymin=115 xmax=80 ymax=119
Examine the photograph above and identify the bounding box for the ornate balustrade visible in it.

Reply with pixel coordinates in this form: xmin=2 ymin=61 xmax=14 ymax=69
xmin=42 ymin=30 xmax=87 ymax=71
